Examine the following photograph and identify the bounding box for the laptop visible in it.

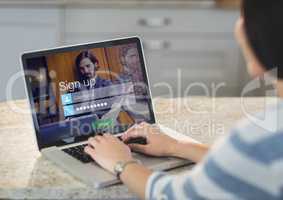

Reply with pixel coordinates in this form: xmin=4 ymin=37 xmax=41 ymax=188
xmin=21 ymin=37 xmax=197 ymax=188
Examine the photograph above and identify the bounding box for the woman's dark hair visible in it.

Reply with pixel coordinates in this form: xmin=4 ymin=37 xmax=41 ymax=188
xmin=75 ymin=50 xmax=99 ymax=81
xmin=242 ymin=0 xmax=283 ymax=78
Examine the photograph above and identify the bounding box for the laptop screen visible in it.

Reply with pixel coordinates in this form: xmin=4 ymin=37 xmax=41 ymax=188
xmin=22 ymin=37 xmax=155 ymax=149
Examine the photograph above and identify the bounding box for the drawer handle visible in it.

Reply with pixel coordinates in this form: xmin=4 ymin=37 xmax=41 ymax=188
xmin=138 ymin=17 xmax=171 ymax=28
xmin=143 ymin=40 xmax=171 ymax=51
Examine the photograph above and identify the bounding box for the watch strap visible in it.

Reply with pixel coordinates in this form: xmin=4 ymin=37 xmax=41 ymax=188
xmin=115 ymin=159 xmax=141 ymax=179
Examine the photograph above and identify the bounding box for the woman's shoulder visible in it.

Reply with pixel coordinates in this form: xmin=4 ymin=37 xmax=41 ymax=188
xmin=232 ymin=100 xmax=283 ymax=144
xmin=207 ymin=102 xmax=283 ymax=172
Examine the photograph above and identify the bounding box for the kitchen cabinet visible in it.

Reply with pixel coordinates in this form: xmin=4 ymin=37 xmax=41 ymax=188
xmin=0 ymin=4 xmax=242 ymax=100
xmin=64 ymin=8 xmax=241 ymax=97
xmin=145 ymin=37 xmax=240 ymax=97
xmin=0 ymin=7 xmax=62 ymax=101
xmin=65 ymin=8 xmax=237 ymax=34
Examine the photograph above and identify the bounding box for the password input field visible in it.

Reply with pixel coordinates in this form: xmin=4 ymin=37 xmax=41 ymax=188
xmin=62 ymin=93 xmax=136 ymax=117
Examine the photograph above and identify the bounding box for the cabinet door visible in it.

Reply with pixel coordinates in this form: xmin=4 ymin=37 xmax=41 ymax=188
xmin=143 ymin=37 xmax=241 ymax=97
xmin=0 ymin=8 xmax=62 ymax=101
xmin=65 ymin=8 xmax=238 ymax=34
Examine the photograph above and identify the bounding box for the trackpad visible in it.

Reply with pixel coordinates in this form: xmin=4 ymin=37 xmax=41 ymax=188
xmin=132 ymin=152 xmax=188 ymax=170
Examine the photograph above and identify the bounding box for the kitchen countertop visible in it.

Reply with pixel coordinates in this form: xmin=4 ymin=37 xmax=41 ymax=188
xmin=0 ymin=97 xmax=265 ymax=199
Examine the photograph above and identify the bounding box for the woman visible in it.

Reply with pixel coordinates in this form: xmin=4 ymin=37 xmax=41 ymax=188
xmin=84 ymin=1 xmax=283 ymax=199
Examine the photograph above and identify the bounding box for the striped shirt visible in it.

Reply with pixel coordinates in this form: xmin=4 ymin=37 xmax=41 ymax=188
xmin=146 ymin=100 xmax=283 ymax=200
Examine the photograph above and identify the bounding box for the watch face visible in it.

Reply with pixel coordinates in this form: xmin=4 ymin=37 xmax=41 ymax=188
xmin=114 ymin=161 xmax=124 ymax=174
xmin=117 ymin=165 xmax=123 ymax=173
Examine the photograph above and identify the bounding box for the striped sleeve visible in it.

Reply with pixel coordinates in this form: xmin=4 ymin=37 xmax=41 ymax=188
xmin=146 ymin=129 xmax=283 ymax=200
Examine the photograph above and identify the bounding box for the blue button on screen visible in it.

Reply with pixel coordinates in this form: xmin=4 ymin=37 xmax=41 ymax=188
xmin=63 ymin=105 xmax=75 ymax=117
xmin=61 ymin=94 xmax=73 ymax=105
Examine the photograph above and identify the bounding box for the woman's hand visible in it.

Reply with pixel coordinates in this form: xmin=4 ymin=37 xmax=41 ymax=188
xmin=84 ymin=133 xmax=133 ymax=174
xmin=122 ymin=122 xmax=178 ymax=157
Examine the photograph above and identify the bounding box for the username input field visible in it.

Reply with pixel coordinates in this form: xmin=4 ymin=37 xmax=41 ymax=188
xmin=61 ymin=82 xmax=134 ymax=106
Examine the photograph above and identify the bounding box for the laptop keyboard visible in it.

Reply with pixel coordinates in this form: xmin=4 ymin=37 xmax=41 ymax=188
xmin=62 ymin=136 xmax=147 ymax=163
xmin=62 ymin=144 xmax=93 ymax=163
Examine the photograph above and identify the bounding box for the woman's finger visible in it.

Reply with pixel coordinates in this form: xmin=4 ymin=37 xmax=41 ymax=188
xmin=140 ymin=122 xmax=148 ymax=127
xmin=124 ymin=124 xmax=138 ymax=134
xmin=94 ymin=135 xmax=104 ymax=142
xmin=122 ymin=124 xmax=138 ymax=140
xmin=88 ymin=137 xmax=98 ymax=147
xmin=128 ymin=143 xmax=147 ymax=154
xmin=104 ymin=133 xmax=115 ymax=140
xmin=104 ymin=133 xmax=112 ymax=137
xmin=84 ymin=146 xmax=96 ymax=159
xmin=123 ymin=129 xmax=142 ymax=142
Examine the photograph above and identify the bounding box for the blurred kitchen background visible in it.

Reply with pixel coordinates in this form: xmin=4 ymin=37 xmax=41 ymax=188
xmin=1 ymin=0 xmax=265 ymax=102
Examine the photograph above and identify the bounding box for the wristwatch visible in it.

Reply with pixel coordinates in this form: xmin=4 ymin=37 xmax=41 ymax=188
xmin=113 ymin=159 xmax=141 ymax=179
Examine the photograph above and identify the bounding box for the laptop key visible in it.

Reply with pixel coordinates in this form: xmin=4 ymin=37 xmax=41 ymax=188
xmin=117 ymin=135 xmax=147 ymax=145
xmin=62 ymin=144 xmax=93 ymax=163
